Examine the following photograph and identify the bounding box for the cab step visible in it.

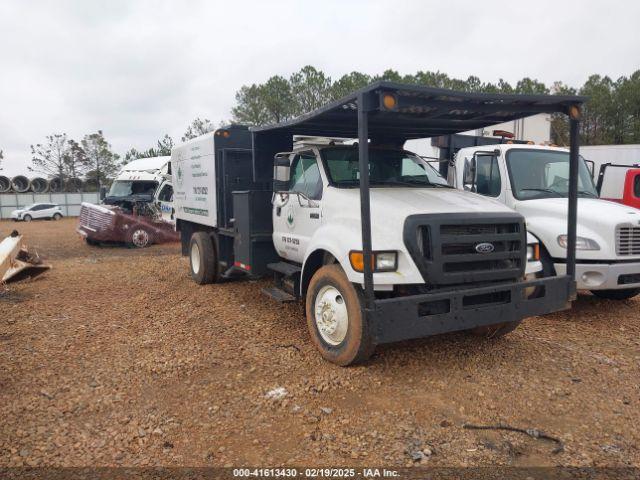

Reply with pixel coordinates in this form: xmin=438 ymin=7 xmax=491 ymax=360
xmin=262 ymin=286 xmax=297 ymax=303
xmin=267 ymin=262 xmax=302 ymax=276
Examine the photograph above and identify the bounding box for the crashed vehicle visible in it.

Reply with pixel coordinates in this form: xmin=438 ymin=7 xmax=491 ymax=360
xmin=77 ymin=200 xmax=179 ymax=248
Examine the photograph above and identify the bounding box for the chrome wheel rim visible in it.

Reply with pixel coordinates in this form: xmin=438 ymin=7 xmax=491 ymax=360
xmin=191 ymin=243 xmax=201 ymax=274
xmin=314 ymin=285 xmax=348 ymax=346
xmin=132 ymin=229 xmax=149 ymax=247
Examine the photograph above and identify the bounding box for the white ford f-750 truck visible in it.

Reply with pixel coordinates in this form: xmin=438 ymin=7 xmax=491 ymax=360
xmin=174 ymin=82 xmax=584 ymax=365
xmin=441 ymin=135 xmax=640 ymax=299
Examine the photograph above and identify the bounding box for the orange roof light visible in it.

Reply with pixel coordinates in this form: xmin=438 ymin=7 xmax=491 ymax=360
xmin=382 ymin=93 xmax=397 ymax=110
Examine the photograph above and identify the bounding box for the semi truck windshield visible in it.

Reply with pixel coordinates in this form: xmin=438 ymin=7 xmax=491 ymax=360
xmin=108 ymin=180 xmax=158 ymax=197
xmin=506 ymin=149 xmax=597 ymax=200
xmin=322 ymin=147 xmax=450 ymax=188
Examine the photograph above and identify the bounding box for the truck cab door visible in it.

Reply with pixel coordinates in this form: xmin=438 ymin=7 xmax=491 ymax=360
xmin=272 ymin=151 xmax=323 ymax=264
xmin=156 ymin=181 xmax=174 ymax=224
xmin=464 ymin=153 xmax=507 ymax=205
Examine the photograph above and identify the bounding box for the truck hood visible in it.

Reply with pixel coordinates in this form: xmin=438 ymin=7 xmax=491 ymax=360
xmin=515 ymin=198 xmax=640 ymax=228
xmin=514 ymin=198 xmax=640 ymax=260
xmin=335 ymin=187 xmax=515 ymax=216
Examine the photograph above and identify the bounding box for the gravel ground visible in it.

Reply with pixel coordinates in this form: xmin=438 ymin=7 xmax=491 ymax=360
xmin=1 ymin=218 xmax=639 ymax=468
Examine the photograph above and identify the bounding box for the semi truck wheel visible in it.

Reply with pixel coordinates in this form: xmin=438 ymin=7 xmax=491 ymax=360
xmin=189 ymin=232 xmax=218 ymax=285
xmin=471 ymin=320 xmax=522 ymax=338
xmin=591 ymin=288 xmax=640 ymax=300
xmin=305 ymin=264 xmax=375 ymax=366
xmin=128 ymin=227 xmax=153 ymax=248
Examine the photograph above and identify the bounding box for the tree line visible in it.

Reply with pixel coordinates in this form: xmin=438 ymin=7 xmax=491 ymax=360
xmin=4 ymin=67 xmax=638 ymax=188
xmin=231 ymin=66 xmax=640 ymax=146
xmin=21 ymin=118 xmax=214 ymax=191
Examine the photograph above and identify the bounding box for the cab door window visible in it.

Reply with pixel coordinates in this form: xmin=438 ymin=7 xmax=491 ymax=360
xmin=158 ymin=184 xmax=173 ymax=202
xmin=289 ymin=153 xmax=323 ymax=200
xmin=475 ymin=155 xmax=501 ymax=197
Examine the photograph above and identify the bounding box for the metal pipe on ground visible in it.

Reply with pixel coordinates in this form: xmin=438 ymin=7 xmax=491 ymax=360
xmin=48 ymin=177 xmax=64 ymax=193
xmin=30 ymin=177 xmax=49 ymax=193
xmin=11 ymin=175 xmax=30 ymax=193
xmin=0 ymin=175 xmax=11 ymax=193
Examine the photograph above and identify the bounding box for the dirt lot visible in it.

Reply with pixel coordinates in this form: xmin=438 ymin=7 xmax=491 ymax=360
xmin=1 ymin=218 xmax=639 ymax=468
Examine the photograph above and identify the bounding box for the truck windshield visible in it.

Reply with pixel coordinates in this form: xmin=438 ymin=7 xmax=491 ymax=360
xmin=321 ymin=147 xmax=450 ymax=188
xmin=506 ymin=149 xmax=598 ymax=200
xmin=108 ymin=180 xmax=158 ymax=197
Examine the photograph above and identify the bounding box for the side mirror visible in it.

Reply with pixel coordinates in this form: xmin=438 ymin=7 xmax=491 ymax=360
xmin=463 ymin=158 xmax=476 ymax=188
xmin=273 ymin=154 xmax=290 ymax=192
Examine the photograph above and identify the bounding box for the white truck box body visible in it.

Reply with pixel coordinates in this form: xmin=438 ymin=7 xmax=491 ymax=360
xmin=171 ymin=133 xmax=217 ymax=228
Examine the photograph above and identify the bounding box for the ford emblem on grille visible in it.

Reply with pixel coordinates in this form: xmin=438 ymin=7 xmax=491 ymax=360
xmin=475 ymin=242 xmax=495 ymax=254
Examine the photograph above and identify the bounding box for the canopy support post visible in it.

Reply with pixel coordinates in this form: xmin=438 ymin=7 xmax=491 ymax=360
xmin=358 ymin=93 xmax=375 ymax=310
xmin=566 ymin=115 xmax=580 ymax=286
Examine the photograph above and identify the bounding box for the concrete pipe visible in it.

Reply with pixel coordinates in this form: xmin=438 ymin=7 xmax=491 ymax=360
xmin=0 ymin=175 xmax=11 ymax=193
xmin=66 ymin=177 xmax=84 ymax=192
xmin=48 ymin=177 xmax=64 ymax=193
xmin=30 ymin=177 xmax=49 ymax=193
xmin=11 ymin=175 xmax=30 ymax=193
xmin=83 ymin=178 xmax=99 ymax=192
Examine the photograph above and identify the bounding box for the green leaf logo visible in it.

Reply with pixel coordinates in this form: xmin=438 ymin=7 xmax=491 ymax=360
xmin=287 ymin=212 xmax=294 ymax=225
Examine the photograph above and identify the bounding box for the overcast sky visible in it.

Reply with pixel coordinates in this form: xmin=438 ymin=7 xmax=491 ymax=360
xmin=0 ymin=0 xmax=639 ymax=175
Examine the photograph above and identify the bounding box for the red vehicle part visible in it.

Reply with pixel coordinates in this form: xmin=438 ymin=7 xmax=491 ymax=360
xmin=602 ymin=168 xmax=640 ymax=209
xmin=77 ymin=202 xmax=179 ymax=248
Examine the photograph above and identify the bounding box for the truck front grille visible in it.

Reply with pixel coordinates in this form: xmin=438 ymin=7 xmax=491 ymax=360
xmin=616 ymin=224 xmax=640 ymax=255
xmin=79 ymin=204 xmax=115 ymax=230
xmin=405 ymin=213 xmax=526 ymax=287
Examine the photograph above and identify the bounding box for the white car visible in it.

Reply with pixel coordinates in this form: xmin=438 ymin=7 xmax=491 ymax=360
xmin=11 ymin=203 xmax=64 ymax=222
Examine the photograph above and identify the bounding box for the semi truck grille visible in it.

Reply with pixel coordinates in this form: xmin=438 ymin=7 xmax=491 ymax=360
xmin=79 ymin=204 xmax=115 ymax=230
xmin=405 ymin=213 xmax=526 ymax=286
xmin=616 ymin=224 xmax=640 ymax=255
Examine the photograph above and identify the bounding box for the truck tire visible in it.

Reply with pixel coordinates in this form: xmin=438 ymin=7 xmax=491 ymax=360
xmin=305 ymin=264 xmax=375 ymax=366
xmin=471 ymin=320 xmax=522 ymax=338
xmin=127 ymin=226 xmax=153 ymax=248
xmin=591 ymin=288 xmax=640 ymax=300
xmin=189 ymin=232 xmax=218 ymax=285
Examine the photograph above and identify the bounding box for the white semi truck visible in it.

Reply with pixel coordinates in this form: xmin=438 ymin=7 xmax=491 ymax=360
xmin=103 ymin=156 xmax=175 ymax=223
xmin=441 ymin=135 xmax=640 ymax=299
xmin=173 ymin=82 xmax=585 ymax=365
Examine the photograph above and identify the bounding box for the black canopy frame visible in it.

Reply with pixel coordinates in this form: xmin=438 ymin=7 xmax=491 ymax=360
xmin=252 ymin=81 xmax=585 ymax=309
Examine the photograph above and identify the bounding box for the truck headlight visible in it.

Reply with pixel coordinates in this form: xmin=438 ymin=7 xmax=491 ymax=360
xmin=557 ymin=235 xmax=600 ymax=251
xmin=349 ymin=250 xmax=398 ymax=273
xmin=527 ymin=244 xmax=540 ymax=261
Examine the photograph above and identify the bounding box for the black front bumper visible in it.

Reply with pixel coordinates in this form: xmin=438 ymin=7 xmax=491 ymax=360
xmin=367 ymin=275 xmax=574 ymax=344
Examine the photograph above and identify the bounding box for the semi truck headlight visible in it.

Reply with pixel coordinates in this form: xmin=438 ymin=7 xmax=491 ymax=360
xmin=527 ymin=244 xmax=540 ymax=261
xmin=557 ymin=235 xmax=600 ymax=251
xmin=349 ymin=250 xmax=398 ymax=273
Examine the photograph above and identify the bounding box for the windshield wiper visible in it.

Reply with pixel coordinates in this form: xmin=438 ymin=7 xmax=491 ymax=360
xmin=519 ymin=188 xmax=564 ymax=197
xmin=373 ymin=178 xmax=453 ymax=188
xmin=577 ymin=190 xmax=598 ymax=198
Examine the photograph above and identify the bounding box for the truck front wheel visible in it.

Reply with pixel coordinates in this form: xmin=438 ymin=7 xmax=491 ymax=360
xmin=189 ymin=232 xmax=218 ymax=285
xmin=305 ymin=264 xmax=375 ymax=366
xmin=591 ymin=288 xmax=640 ymax=300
